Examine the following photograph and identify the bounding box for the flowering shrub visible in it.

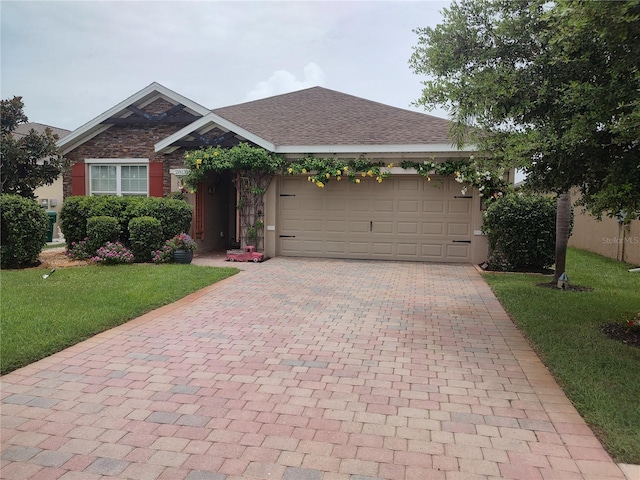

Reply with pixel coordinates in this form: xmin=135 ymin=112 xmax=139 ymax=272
xmin=167 ymin=233 xmax=196 ymax=252
xmin=151 ymin=245 xmax=173 ymax=264
xmin=91 ymin=242 xmax=134 ymax=265
xmin=65 ymin=237 xmax=93 ymax=260
xmin=151 ymin=233 xmax=196 ymax=264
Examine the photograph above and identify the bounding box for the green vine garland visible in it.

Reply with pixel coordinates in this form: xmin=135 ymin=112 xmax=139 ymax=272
xmin=183 ymin=144 xmax=509 ymax=206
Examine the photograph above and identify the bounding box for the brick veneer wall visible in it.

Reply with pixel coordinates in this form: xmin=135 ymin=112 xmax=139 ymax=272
xmin=62 ymin=99 xmax=198 ymax=199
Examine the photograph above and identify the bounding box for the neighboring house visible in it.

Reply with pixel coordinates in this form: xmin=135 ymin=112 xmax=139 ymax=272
xmin=57 ymin=82 xmax=493 ymax=264
xmin=568 ymin=190 xmax=640 ymax=266
xmin=13 ymin=122 xmax=70 ymax=240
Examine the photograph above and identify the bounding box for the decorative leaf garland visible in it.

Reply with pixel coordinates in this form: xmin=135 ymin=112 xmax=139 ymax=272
xmin=286 ymin=156 xmax=392 ymax=188
xmin=183 ymin=144 xmax=509 ymax=207
xmin=286 ymin=155 xmax=510 ymax=203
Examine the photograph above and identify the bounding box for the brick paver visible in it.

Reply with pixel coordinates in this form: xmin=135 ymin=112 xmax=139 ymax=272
xmin=1 ymin=257 xmax=631 ymax=479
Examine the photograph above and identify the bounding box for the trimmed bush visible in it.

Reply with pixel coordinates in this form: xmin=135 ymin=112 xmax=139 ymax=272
xmin=482 ymin=193 xmax=559 ymax=270
xmin=87 ymin=196 xmax=130 ymax=242
xmin=129 ymin=216 xmax=163 ymax=262
xmin=60 ymin=196 xmax=193 ymax=251
xmin=125 ymin=197 xmax=192 ymax=240
xmin=1 ymin=194 xmax=49 ymax=269
xmin=86 ymin=216 xmax=120 ymax=254
xmin=59 ymin=196 xmax=91 ymax=246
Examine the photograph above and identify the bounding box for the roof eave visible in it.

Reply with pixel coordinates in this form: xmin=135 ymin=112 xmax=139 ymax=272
xmin=273 ymin=144 xmax=478 ymax=154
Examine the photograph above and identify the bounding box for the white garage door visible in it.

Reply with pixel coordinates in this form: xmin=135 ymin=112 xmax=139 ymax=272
xmin=277 ymin=175 xmax=473 ymax=262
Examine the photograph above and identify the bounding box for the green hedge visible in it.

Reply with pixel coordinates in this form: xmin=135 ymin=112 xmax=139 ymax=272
xmin=61 ymin=196 xmax=193 ymax=248
xmin=86 ymin=216 xmax=121 ymax=253
xmin=482 ymin=193 xmax=559 ymax=270
xmin=1 ymin=194 xmax=49 ymax=269
xmin=129 ymin=216 xmax=163 ymax=262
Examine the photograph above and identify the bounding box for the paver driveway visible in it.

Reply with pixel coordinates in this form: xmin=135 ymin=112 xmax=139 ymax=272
xmin=1 ymin=258 xmax=628 ymax=480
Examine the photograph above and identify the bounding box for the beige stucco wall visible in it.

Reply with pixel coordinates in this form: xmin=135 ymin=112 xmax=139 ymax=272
xmin=34 ymin=179 xmax=64 ymax=241
xmin=569 ymin=192 xmax=640 ymax=266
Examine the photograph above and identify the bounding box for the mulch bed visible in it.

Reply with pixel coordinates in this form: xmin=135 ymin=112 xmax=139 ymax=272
xmin=601 ymin=323 xmax=640 ymax=349
xmin=535 ymin=281 xmax=593 ymax=292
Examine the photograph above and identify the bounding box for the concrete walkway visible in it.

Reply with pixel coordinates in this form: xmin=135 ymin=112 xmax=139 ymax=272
xmin=0 ymin=258 xmax=632 ymax=480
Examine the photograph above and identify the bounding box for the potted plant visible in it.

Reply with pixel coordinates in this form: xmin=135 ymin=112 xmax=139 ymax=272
xmin=167 ymin=233 xmax=196 ymax=264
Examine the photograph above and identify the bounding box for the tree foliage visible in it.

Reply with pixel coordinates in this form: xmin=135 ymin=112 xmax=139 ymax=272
xmin=410 ymin=0 xmax=640 ymax=219
xmin=0 ymin=96 xmax=66 ymax=198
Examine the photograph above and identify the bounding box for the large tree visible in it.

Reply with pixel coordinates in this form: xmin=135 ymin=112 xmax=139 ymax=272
xmin=410 ymin=0 xmax=640 ymax=279
xmin=1 ymin=96 xmax=66 ymax=198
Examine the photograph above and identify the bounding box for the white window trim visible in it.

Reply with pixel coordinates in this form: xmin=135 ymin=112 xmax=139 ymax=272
xmin=87 ymin=158 xmax=150 ymax=196
xmin=85 ymin=158 xmax=149 ymax=164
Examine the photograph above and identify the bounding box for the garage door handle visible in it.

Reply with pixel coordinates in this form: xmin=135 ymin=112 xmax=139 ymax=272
xmin=370 ymin=221 xmax=373 ymax=232
xmin=280 ymin=194 xmax=296 ymax=197
xmin=452 ymin=240 xmax=471 ymax=243
xmin=279 ymin=235 xmax=296 ymax=238
xmin=454 ymin=195 xmax=473 ymax=199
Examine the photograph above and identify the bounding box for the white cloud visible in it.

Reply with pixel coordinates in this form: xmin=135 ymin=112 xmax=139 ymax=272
xmin=244 ymin=63 xmax=326 ymax=102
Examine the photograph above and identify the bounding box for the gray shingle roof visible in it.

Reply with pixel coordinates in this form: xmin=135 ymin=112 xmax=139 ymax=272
xmin=212 ymin=87 xmax=452 ymax=146
xmin=13 ymin=122 xmax=70 ymax=139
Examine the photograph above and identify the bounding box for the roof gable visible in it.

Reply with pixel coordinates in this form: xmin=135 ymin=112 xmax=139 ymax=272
xmin=57 ymin=82 xmax=210 ymax=154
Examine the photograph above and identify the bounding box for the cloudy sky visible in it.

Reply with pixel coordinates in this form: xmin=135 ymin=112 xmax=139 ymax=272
xmin=1 ymin=0 xmax=451 ymax=132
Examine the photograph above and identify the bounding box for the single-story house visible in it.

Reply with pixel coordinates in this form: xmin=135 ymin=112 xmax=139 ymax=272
xmin=58 ymin=82 xmax=495 ymax=263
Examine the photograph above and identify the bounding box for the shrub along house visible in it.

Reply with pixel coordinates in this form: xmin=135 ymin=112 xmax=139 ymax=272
xmin=58 ymin=82 xmax=496 ymax=263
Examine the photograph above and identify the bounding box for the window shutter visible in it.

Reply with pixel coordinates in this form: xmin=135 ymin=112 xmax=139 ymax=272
xmin=194 ymin=183 xmax=204 ymax=240
xmin=149 ymin=162 xmax=164 ymax=197
xmin=71 ymin=163 xmax=86 ymax=195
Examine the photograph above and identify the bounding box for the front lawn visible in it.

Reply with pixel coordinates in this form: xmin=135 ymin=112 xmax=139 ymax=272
xmin=483 ymin=248 xmax=640 ymax=464
xmin=0 ymin=264 xmax=238 ymax=375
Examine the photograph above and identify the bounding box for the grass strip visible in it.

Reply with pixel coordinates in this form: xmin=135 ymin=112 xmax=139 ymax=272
xmin=483 ymin=248 xmax=640 ymax=463
xmin=1 ymin=264 xmax=238 ymax=374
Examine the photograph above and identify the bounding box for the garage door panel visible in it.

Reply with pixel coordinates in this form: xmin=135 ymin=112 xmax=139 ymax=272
xmin=349 ymin=221 xmax=370 ymax=233
xmin=448 ymin=200 xmax=471 ymax=214
xmin=398 ymin=200 xmax=419 ymax=213
xmin=398 ymin=222 xmax=419 ymax=234
xmin=303 ymin=220 xmax=324 ymax=232
xmin=327 ymin=220 xmax=347 ymax=233
xmin=397 ymin=178 xmax=421 ymax=192
xmin=373 ymin=199 xmax=394 ymax=212
xmin=372 ymin=222 xmax=393 ymax=234
xmin=278 ymin=176 xmax=472 ymax=262
xmin=372 ymin=243 xmax=393 ymax=255
xmin=422 ymin=244 xmax=444 ymax=257
xmin=281 ymin=218 xmax=303 ymax=231
xmin=348 ymin=242 xmax=369 ymax=254
xmin=424 ymin=200 xmax=445 ymax=213
xmin=447 ymin=244 xmax=470 ymax=258
xmin=326 ymin=197 xmax=347 ymax=212
xmin=447 ymin=223 xmax=471 ymax=236
xmin=397 ymin=243 xmax=418 ymax=256
xmin=326 ymin=241 xmax=346 ymax=254
xmin=302 ymin=198 xmax=324 ymax=211
xmin=280 ymin=238 xmax=302 ymax=254
xmin=349 ymin=199 xmax=370 ymax=212
xmin=303 ymin=240 xmax=324 ymax=253
xmin=422 ymin=222 xmax=444 ymax=235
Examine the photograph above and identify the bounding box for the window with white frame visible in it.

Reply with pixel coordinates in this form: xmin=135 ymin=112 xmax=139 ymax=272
xmin=87 ymin=159 xmax=149 ymax=196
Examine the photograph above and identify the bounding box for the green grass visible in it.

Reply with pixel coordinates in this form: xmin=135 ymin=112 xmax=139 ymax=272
xmin=483 ymin=248 xmax=640 ymax=464
xmin=0 ymin=264 xmax=238 ymax=375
